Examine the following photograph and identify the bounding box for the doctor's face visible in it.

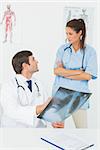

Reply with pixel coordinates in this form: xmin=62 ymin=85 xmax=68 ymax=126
xmin=28 ymin=55 xmax=39 ymax=73
xmin=66 ymin=27 xmax=82 ymax=44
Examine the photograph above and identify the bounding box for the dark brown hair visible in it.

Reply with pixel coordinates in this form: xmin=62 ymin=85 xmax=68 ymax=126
xmin=12 ymin=50 xmax=32 ymax=74
xmin=66 ymin=18 xmax=86 ymax=49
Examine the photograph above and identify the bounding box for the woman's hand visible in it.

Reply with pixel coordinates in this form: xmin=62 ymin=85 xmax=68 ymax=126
xmin=52 ymin=122 xmax=64 ymax=128
xmin=54 ymin=67 xmax=83 ymax=78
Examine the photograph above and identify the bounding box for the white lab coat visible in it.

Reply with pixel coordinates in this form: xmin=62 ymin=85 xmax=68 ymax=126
xmin=0 ymin=74 xmax=49 ymax=128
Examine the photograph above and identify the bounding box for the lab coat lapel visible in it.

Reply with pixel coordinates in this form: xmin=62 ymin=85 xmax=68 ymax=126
xmin=16 ymin=76 xmax=33 ymax=106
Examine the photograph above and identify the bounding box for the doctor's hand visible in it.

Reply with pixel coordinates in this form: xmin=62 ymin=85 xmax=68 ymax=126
xmin=36 ymin=97 xmax=52 ymax=115
xmin=52 ymin=122 xmax=64 ymax=128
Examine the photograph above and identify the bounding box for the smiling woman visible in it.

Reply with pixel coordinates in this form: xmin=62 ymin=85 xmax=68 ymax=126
xmin=66 ymin=27 xmax=82 ymax=47
xmin=52 ymin=18 xmax=98 ymax=128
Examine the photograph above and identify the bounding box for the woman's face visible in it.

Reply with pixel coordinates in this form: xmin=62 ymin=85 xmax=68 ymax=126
xmin=66 ymin=27 xmax=82 ymax=44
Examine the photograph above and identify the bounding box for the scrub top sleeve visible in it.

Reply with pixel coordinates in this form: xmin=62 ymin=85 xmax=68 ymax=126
xmin=85 ymin=50 xmax=98 ymax=79
xmin=54 ymin=45 xmax=64 ymax=68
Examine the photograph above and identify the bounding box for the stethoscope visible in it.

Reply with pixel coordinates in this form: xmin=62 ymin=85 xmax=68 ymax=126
xmin=64 ymin=44 xmax=85 ymax=71
xmin=15 ymin=78 xmax=41 ymax=97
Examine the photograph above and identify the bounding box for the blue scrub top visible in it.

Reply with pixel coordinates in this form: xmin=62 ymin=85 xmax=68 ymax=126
xmin=52 ymin=43 xmax=97 ymax=109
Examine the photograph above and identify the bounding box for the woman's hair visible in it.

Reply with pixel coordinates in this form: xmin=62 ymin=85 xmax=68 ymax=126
xmin=66 ymin=18 xmax=86 ymax=49
xmin=12 ymin=50 xmax=32 ymax=74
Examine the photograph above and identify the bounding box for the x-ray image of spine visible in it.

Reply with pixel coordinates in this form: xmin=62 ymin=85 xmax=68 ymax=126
xmin=0 ymin=4 xmax=16 ymax=43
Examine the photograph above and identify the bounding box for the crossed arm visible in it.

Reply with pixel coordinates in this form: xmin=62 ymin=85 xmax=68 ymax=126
xmin=36 ymin=64 xmax=91 ymax=128
xmin=54 ymin=63 xmax=92 ymax=80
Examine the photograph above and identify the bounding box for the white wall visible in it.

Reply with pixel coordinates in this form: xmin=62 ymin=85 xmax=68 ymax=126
xmin=0 ymin=1 xmax=99 ymax=128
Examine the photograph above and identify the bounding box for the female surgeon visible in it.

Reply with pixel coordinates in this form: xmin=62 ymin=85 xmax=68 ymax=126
xmin=52 ymin=18 xmax=97 ymax=128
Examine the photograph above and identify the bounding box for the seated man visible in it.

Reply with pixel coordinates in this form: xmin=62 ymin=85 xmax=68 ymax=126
xmin=0 ymin=50 xmax=64 ymax=128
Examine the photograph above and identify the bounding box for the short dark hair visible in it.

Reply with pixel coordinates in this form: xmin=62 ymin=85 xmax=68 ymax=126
xmin=12 ymin=50 xmax=32 ymax=74
xmin=66 ymin=18 xmax=86 ymax=49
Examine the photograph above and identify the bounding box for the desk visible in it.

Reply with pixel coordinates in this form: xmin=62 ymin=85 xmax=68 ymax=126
xmin=0 ymin=129 xmax=99 ymax=150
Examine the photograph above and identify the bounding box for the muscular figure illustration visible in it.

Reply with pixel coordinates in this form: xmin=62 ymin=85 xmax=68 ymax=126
xmin=0 ymin=4 xmax=16 ymax=43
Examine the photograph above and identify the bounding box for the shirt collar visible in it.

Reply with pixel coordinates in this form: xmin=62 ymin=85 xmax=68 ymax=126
xmin=71 ymin=45 xmax=81 ymax=54
xmin=15 ymin=74 xmax=37 ymax=84
xmin=15 ymin=74 xmax=32 ymax=84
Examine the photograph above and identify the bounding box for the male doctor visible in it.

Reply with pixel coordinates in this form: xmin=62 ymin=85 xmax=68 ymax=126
xmin=0 ymin=50 xmax=64 ymax=128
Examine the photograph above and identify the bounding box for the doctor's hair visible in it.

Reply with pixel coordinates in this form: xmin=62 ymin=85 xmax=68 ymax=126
xmin=66 ymin=18 xmax=86 ymax=49
xmin=12 ymin=50 xmax=32 ymax=74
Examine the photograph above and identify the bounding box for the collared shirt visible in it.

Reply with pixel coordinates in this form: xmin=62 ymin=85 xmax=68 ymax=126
xmin=52 ymin=43 xmax=97 ymax=109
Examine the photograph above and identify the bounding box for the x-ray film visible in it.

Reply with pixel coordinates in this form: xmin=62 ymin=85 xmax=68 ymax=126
xmin=37 ymin=87 xmax=92 ymax=122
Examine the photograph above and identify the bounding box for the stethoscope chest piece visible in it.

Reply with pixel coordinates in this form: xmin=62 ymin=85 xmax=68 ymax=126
xmin=37 ymin=92 xmax=41 ymax=97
